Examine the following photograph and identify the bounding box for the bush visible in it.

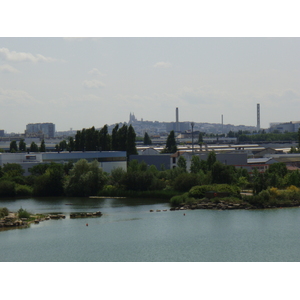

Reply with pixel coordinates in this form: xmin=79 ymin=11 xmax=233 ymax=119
xmin=15 ymin=184 xmax=33 ymax=197
xmin=0 ymin=207 xmax=9 ymax=218
xmin=170 ymin=193 xmax=195 ymax=207
xmin=189 ymin=184 xmax=240 ymax=199
xmin=243 ymin=194 xmax=265 ymax=207
xmin=172 ymin=173 xmax=201 ymax=192
xmin=189 ymin=185 xmax=212 ymax=198
xmin=258 ymin=189 xmax=270 ymax=201
xmin=243 ymin=188 xmax=297 ymax=208
xmin=18 ymin=208 xmax=31 ymax=219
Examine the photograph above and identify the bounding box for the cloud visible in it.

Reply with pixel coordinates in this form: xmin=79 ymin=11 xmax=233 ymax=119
xmin=153 ymin=61 xmax=172 ymax=68
xmin=0 ymin=64 xmax=20 ymax=73
xmin=266 ymin=90 xmax=300 ymax=102
xmin=0 ymin=47 xmax=57 ymax=63
xmin=88 ymin=68 xmax=105 ymax=76
xmin=82 ymin=79 xmax=106 ymax=89
xmin=0 ymin=87 xmax=40 ymax=106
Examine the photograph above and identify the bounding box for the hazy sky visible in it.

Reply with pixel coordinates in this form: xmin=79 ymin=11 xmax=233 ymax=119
xmin=0 ymin=37 xmax=299 ymax=133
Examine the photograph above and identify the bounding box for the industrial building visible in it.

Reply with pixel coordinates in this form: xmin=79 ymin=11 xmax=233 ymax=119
xmin=269 ymin=121 xmax=300 ymax=133
xmin=0 ymin=151 xmax=127 ymax=175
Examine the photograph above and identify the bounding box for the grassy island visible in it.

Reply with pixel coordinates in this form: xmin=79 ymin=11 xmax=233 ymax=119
xmin=0 ymin=207 xmax=49 ymax=230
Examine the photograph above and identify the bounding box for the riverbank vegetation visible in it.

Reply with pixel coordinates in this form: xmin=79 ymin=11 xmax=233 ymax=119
xmin=1 ymin=149 xmax=300 ymax=209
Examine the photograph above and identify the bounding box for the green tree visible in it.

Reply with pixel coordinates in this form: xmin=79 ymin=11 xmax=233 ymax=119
xmin=30 ymin=142 xmax=39 ymax=152
xmin=39 ymin=139 xmax=46 ymax=152
xmin=67 ymin=137 xmax=75 ymax=152
xmin=127 ymin=125 xmax=138 ymax=157
xmin=111 ymin=124 xmax=119 ymax=151
xmin=1 ymin=163 xmax=26 ymax=185
xmin=207 ymin=151 xmax=216 ymax=171
xmin=29 ymin=164 xmax=49 ymax=176
xmin=9 ymin=141 xmax=18 ymax=153
xmin=19 ymin=139 xmax=26 ymax=152
xmin=252 ymin=168 xmax=268 ymax=195
xmin=117 ymin=124 xmax=128 ymax=151
xmin=3 ymin=163 xmax=25 ymax=177
xmin=285 ymin=170 xmax=300 ymax=187
xmin=143 ymin=132 xmax=152 ymax=145
xmin=237 ymin=176 xmax=249 ymax=190
xmin=99 ymin=125 xmax=111 ymax=151
xmin=211 ymin=161 xmax=237 ymax=184
xmin=74 ymin=130 xmax=82 ymax=151
xmin=163 ymin=130 xmax=177 ymax=153
xmin=173 ymin=173 xmax=201 ymax=192
xmin=109 ymin=167 xmax=126 ymax=188
xmin=85 ymin=126 xmax=97 ymax=151
xmin=267 ymin=162 xmax=287 ymax=178
xmin=33 ymin=163 xmax=65 ymax=196
xmin=190 ymin=155 xmax=201 ymax=173
xmin=177 ymin=155 xmax=187 ymax=172
xmin=58 ymin=140 xmax=67 ymax=151
xmin=64 ymin=159 xmax=107 ymax=196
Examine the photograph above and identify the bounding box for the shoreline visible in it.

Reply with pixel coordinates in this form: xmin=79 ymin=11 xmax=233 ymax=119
xmin=0 ymin=211 xmax=102 ymax=232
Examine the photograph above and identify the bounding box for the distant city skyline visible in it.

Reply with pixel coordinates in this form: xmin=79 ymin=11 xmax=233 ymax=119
xmin=0 ymin=37 xmax=299 ymax=133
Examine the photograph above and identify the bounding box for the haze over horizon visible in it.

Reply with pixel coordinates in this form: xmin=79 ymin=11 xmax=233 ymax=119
xmin=1 ymin=37 xmax=299 ymax=133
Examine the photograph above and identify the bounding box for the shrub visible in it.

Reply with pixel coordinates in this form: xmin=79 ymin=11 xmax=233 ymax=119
xmin=15 ymin=184 xmax=33 ymax=197
xmin=0 ymin=207 xmax=9 ymax=218
xmin=101 ymin=185 xmax=119 ymax=196
xmin=258 ymin=189 xmax=270 ymax=201
xmin=189 ymin=184 xmax=240 ymax=199
xmin=18 ymin=208 xmax=31 ymax=219
xmin=170 ymin=193 xmax=195 ymax=207
xmin=189 ymin=185 xmax=213 ymax=199
xmin=243 ymin=194 xmax=265 ymax=207
xmin=173 ymin=173 xmax=201 ymax=192
xmin=109 ymin=167 xmax=126 ymax=187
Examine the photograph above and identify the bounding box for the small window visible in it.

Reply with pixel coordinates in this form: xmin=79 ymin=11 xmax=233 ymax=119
xmin=26 ymin=155 xmax=36 ymax=161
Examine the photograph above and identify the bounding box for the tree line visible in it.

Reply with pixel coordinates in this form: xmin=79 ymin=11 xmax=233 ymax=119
xmin=9 ymin=139 xmax=46 ymax=153
xmin=70 ymin=124 xmax=137 ymax=157
xmin=1 ymin=151 xmax=300 ymax=210
xmin=7 ymin=124 xmax=138 ymax=159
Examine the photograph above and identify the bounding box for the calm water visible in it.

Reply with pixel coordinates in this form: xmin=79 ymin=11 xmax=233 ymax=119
xmin=1 ymin=197 xmax=300 ymax=262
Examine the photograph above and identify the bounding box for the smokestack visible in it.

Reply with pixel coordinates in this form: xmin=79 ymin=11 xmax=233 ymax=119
xmin=222 ymin=114 xmax=223 ymax=134
xmin=257 ymin=103 xmax=260 ymax=131
xmin=176 ymin=107 xmax=179 ymax=132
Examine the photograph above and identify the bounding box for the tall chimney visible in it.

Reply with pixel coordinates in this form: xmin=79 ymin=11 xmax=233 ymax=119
xmin=222 ymin=114 xmax=223 ymax=134
xmin=176 ymin=107 xmax=179 ymax=132
xmin=257 ymin=103 xmax=260 ymax=131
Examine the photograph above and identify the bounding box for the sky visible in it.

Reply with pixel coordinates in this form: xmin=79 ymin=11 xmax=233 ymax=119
xmin=0 ymin=4 xmax=299 ymax=134
xmin=1 ymin=0 xmax=299 ymax=294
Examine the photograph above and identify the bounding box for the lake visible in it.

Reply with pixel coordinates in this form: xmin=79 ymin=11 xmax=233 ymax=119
xmin=1 ymin=197 xmax=300 ymax=262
